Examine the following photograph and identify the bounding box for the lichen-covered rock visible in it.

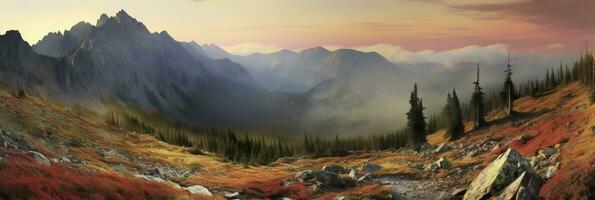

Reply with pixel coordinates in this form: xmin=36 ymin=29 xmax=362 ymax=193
xmin=463 ymin=149 xmax=541 ymax=200
xmin=496 ymin=172 xmax=543 ymax=200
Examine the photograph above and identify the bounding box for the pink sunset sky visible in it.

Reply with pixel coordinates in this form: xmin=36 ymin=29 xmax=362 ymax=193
xmin=1 ymin=0 xmax=594 ymax=55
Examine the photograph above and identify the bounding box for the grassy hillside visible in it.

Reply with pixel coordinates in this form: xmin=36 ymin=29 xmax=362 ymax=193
xmin=0 ymin=82 xmax=592 ymax=199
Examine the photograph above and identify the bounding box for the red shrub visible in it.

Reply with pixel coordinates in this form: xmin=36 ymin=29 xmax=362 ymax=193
xmin=540 ymin=164 xmax=594 ymax=200
xmin=239 ymin=178 xmax=310 ymax=200
xmin=0 ymin=150 xmax=182 ymax=200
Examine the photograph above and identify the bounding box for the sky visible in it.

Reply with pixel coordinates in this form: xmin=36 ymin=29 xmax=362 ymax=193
xmin=0 ymin=0 xmax=594 ymax=55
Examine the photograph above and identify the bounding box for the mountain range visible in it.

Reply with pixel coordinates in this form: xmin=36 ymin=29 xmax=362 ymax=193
xmin=0 ymin=10 xmax=409 ymax=135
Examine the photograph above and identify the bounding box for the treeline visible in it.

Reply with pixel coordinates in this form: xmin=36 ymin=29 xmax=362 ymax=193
xmin=105 ymin=105 xmax=298 ymax=164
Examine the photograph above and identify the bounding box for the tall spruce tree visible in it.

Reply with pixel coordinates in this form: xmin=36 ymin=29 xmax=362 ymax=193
xmin=501 ymin=53 xmax=516 ymax=116
xmin=472 ymin=63 xmax=486 ymax=128
xmin=406 ymin=83 xmax=427 ymax=149
xmin=446 ymin=89 xmax=464 ymax=140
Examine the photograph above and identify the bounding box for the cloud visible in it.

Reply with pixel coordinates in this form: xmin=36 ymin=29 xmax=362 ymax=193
xmin=446 ymin=0 xmax=595 ymax=32
xmin=221 ymin=43 xmax=284 ymax=55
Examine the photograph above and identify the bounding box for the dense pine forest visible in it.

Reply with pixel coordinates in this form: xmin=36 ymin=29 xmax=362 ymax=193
xmin=105 ymin=50 xmax=595 ymax=164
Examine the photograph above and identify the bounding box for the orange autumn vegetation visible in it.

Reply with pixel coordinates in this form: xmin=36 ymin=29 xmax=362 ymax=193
xmin=0 ymin=150 xmax=184 ymax=200
xmin=238 ymin=178 xmax=311 ymax=199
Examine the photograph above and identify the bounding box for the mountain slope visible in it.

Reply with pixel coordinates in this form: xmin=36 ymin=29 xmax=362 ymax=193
xmin=0 ymin=81 xmax=591 ymax=199
xmin=2 ymin=11 xmax=300 ymax=131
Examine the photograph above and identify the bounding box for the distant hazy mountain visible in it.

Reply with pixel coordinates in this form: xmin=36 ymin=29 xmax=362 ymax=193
xmin=197 ymin=45 xmax=397 ymax=92
xmin=1 ymin=11 xmax=302 ymax=130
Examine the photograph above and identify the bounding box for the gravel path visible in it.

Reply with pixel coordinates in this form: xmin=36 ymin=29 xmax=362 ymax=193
xmin=374 ymin=176 xmax=451 ymax=200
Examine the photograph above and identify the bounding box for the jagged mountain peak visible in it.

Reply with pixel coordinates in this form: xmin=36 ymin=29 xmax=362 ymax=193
xmin=0 ymin=30 xmax=31 ymax=49
xmin=2 ymin=30 xmax=25 ymax=41
xmin=97 ymin=14 xmax=109 ymax=26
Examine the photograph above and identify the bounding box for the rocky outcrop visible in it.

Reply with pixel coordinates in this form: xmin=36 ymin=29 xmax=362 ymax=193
xmin=463 ymin=149 xmax=544 ymax=200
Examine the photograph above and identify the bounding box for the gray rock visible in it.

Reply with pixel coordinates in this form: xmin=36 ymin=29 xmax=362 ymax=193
xmin=313 ymin=171 xmax=347 ymax=188
xmin=27 ymin=151 xmax=50 ymax=166
xmin=420 ymin=143 xmax=436 ymax=152
xmin=323 ymin=164 xmax=348 ymax=174
xmin=134 ymin=174 xmax=165 ymax=183
xmin=295 ymin=169 xmax=314 ymax=180
xmin=538 ymin=148 xmax=556 ymax=159
xmin=497 ymin=172 xmax=543 ymax=200
xmin=545 ymin=164 xmax=559 ymax=179
xmin=435 ymin=143 xmax=450 ymax=153
xmin=425 ymin=162 xmax=438 ymax=172
xmin=348 ymin=167 xmax=359 ymax=179
xmin=425 ymin=157 xmax=451 ymax=172
xmin=186 ymin=185 xmax=213 ymax=196
xmin=59 ymin=157 xmax=72 ymax=163
xmin=463 ymin=149 xmax=543 ymax=200
xmin=0 ymin=129 xmax=35 ymax=151
xmin=224 ymin=191 xmax=239 ymax=199
xmin=334 ymin=195 xmax=350 ymax=200
xmin=436 ymin=157 xmax=451 ymax=169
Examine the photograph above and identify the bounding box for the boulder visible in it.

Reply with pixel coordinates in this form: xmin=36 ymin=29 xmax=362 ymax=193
xmin=186 ymin=185 xmax=213 ymax=196
xmin=322 ymin=164 xmax=348 ymax=174
xmin=27 ymin=151 xmax=50 ymax=166
xmin=420 ymin=142 xmax=436 ymax=152
xmin=295 ymin=169 xmax=314 ymax=180
xmin=436 ymin=157 xmax=451 ymax=169
xmin=435 ymin=143 xmax=450 ymax=153
xmin=463 ymin=149 xmax=542 ymax=200
xmin=496 ymin=172 xmax=543 ymax=200
xmin=313 ymin=170 xmax=353 ymax=188
xmin=425 ymin=157 xmax=451 ymax=172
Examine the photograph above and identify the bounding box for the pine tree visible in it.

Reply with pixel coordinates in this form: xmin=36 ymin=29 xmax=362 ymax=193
xmin=446 ymin=89 xmax=464 ymax=140
xmin=472 ymin=63 xmax=486 ymax=128
xmin=406 ymin=83 xmax=427 ymax=149
xmin=501 ymin=53 xmax=516 ymax=116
